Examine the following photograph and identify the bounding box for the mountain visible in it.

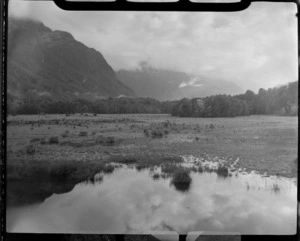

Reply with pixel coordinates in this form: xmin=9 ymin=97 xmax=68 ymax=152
xmin=7 ymin=18 xmax=134 ymax=102
xmin=117 ymin=66 xmax=243 ymax=101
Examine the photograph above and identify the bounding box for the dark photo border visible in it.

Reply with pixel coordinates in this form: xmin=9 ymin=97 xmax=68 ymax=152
xmin=1 ymin=0 xmax=299 ymax=241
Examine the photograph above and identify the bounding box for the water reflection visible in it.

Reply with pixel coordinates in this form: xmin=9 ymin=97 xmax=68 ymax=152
xmin=7 ymin=166 xmax=297 ymax=234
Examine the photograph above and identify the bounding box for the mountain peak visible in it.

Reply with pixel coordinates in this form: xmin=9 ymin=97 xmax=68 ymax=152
xmin=7 ymin=18 xmax=135 ymax=102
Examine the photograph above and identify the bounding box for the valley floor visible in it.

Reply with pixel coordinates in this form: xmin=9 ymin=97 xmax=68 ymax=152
xmin=7 ymin=114 xmax=298 ymax=178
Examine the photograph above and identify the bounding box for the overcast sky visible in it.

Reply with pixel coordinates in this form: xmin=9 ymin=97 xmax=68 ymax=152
xmin=9 ymin=0 xmax=298 ymax=92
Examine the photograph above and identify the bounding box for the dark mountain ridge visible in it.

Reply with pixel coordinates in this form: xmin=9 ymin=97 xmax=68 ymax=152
xmin=7 ymin=18 xmax=135 ymax=102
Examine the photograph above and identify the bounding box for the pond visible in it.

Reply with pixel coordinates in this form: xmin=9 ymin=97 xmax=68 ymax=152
xmin=6 ymin=160 xmax=297 ymax=235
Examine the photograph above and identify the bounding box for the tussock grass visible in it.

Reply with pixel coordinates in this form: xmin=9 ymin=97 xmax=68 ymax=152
xmin=79 ymin=131 xmax=88 ymax=137
xmin=102 ymin=164 xmax=115 ymax=174
xmin=135 ymin=164 xmax=149 ymax=171
xmin=216 ymin=165 xmax=229 ymax=178
xmin=40 ymin=138 xmax=46 ymax=145
xmin=25 ymin=144 xmax=35 ymax=155
xmin=171 ymin=169 xmax=192 ymax=192
xmin=151 ymin=129 xmax=164 ymax=138
xmin=271 ymin=183 xmax=280 ymax=193
xmin=61 ymin=130 xmax=69 ymax=138
xmin=49 ymin=136 xmax=59 ymax=144
xmin=30 ymin=138 xmax=40 ymax=143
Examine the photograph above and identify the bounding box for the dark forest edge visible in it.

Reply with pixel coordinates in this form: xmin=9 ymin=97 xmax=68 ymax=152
xmin=7 ymin=81 xmax=298 ymax=117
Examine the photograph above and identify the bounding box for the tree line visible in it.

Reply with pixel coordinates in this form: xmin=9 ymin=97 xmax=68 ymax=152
xmin=7 ymin=81 xmax=298 ymax=117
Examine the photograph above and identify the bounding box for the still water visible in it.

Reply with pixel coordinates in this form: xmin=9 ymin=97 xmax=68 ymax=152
xmin=7 ymin=164 xmax=297 ymax=234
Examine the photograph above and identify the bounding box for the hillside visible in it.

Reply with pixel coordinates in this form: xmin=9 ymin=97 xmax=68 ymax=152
xmin=7 ymin=18 xmax=135 ymax=102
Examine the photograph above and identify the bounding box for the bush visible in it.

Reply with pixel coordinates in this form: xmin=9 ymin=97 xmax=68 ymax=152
xmin=49 ymin=136 xmax=59 ymax=144
xmin=171 ymin=169 xmax=192 ymax=192
xmin=26 ymin=144 xmax=35 ymax=155
xmin=195 ymin=137 xmax=199 ymax=141
xmin=216 ymin=165 xmax=229 ymax=178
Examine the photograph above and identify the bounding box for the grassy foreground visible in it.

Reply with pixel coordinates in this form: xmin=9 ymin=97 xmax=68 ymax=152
xmin=6 ymin=114 xmax=297 ymax=205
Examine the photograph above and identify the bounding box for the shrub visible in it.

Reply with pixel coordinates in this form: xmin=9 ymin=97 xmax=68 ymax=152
xmin=49 ymin=136 xmax=59 ymax=144
xmin=26 ymin=144 xmax=35 ymax=155
xmin=209 ymin=123 xmax=215 ymax=129
xmin=79 ymin=131 xmax=88 ymax=137
xmin=195 ymin=137 xmax=199 ymax=141
xmin=171 ymin=169 xmax=192 ymax=192
xmin=216 ymin=165 xmax=229 ymax=178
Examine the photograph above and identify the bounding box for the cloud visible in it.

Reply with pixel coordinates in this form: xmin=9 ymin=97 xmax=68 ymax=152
xmin=179 ymin=77 xmax=204 ymax=88
xmin=8 ymin=0 xmax=298 ymax=92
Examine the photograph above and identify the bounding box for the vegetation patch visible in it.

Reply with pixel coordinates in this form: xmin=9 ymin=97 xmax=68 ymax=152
xmin=79 ymin=131 xmax=88 ymax=137
xmin=171 ymin=169 xmax=192 ymax=192
xmin=49 ymin=136 xmax=59 ymax=144
xmin=216 ymin=164 xmax=229 ymax=178
xmin=25 ymin=144 xmax=35 ymax=155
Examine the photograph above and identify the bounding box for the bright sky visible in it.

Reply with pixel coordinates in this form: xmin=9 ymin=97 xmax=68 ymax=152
xmin=8 ymin=0 xmax=298 ymax=92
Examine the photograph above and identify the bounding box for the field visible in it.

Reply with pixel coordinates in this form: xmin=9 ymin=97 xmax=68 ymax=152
xmin=6 ymin=114 xmax=298 ymax=205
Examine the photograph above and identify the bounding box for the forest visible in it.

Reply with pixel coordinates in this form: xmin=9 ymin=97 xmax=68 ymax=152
xmin=7 ymin=81 xmax=298 ymax=117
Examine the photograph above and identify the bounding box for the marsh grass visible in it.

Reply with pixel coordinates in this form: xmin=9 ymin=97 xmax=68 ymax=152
xmin=61 ymin=130 xmax=69 ymax=138
xmin=49 ymin=136 xmax=59 ymax=144
xmin=25 ymin=144 xmax=35 ymax=155
xmin=216 ymin=165 xmax=229 ymax=178
xmin=102 ymin=164 xmax=115 ymax=174
xmin=135 ymin=164 xmax=149 ymax=171
xmin=271 ymin=183 xmax=280 ymax=193
xmin=30 ymin=138 xmax=40 ymax=143
xmin=79 ymin=131 xmax=88 ymax=137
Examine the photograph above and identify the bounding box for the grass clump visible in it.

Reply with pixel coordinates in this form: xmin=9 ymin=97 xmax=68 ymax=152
xmin=151 ymin=129 xmax=164 ymax=138
xmin=25 ymin=144 xmax=35 ymax=155
xmin=135 ymin=164 xmax=149 ymax=171
xmin=171 ymin=169 xmax=192 ymax=192
xmin=61 ymin=130 xmax=69 ymax=138
xmin=79 ymin=131 xmax=88 ymax=137
xmin=102 ymin=164 xmax=115 ymax=174
xmin=49 ymin=136 xmax=59 ymax=144
xmin=30 ymin=138 xmax=40 ymax=143
xmin=40 ymin=138 xmax=46 ymax=145
xmin=216 ymin=164 xmax=229 ymax=178
xmin=271 ymin=183 xmax=280 ymax=193
xmin=161 ymin=163 xmax=180 ymax=175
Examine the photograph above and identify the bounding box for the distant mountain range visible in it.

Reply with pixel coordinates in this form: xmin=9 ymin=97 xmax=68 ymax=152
xmin=7 ymin=18 xmax=243 ymax=103
xmin=7 ymin=18 xmax=134 ymax=102
xmin=117 ymin=66 xmax=242 ymax=101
